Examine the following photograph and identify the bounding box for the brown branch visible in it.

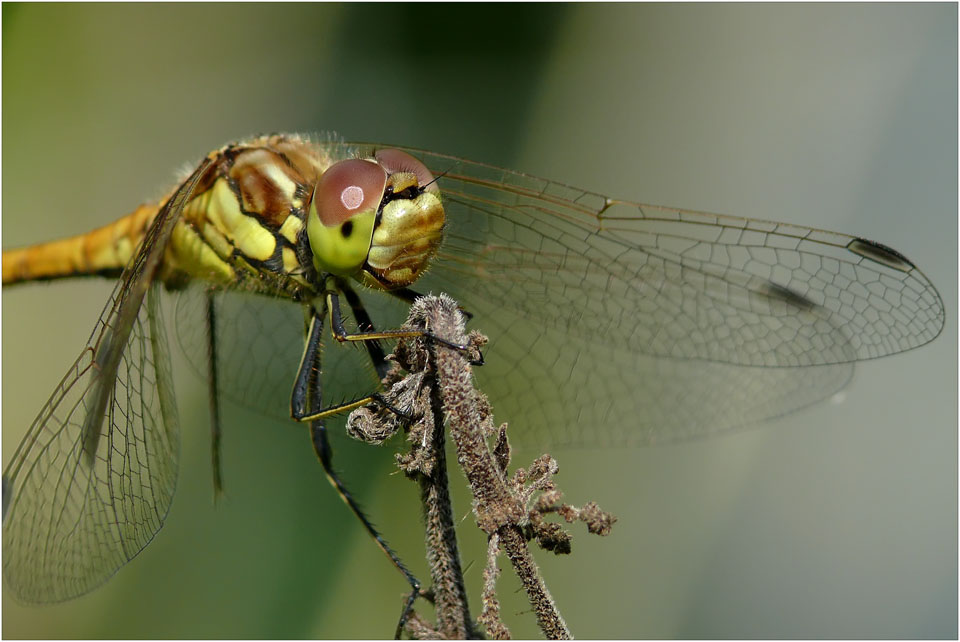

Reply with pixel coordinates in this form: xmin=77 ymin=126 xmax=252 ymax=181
xmin=348 ymin=360 xmax=477 ymax=639
xmin=348 ymin=294 xmax=616 ymax=639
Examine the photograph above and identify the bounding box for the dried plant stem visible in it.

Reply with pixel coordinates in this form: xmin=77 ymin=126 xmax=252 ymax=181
xmin=350 ymin=294 xmax=615 ymax=639
xmin=348 ymin=300 xmax=478 ymax=639
xmin=418 ymin=398 xmax=476 ymax=639
xmin=414 ymin=296 xmax=572 ymax=640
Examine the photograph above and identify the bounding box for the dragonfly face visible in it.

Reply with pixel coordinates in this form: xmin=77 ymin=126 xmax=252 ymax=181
xmin=307 ymin=149 xmax=445 ymax=289
xmin=0 ymin=134 xmax=945 ymax=609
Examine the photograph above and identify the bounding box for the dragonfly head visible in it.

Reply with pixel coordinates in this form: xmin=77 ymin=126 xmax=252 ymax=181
xmin=307 ymin=149 xmax=444 ymax=290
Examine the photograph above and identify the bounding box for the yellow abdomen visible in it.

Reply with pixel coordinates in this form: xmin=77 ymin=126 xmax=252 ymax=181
xmin=2 ymin=204 xmax=158 ymax=285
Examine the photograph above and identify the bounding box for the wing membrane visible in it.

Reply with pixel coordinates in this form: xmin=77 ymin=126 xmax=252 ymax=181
xmin=396 ymin=148 xmax=944 ymax=366
xmin=2 ymin=157 xmax=213 ymax=602
xmin=173 ymin=283 xmax=408 ymax=424
xmin=331 ymin=144 xmax=944 ymax=445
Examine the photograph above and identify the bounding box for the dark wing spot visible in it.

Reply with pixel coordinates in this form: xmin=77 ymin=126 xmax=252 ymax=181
xmin=847 ymin=238 xmax=915 ymax=272
xmin=2 ymin=474 xmax=10 ymax=519
xmin=761 ymin=282 xmax=818 ymax=311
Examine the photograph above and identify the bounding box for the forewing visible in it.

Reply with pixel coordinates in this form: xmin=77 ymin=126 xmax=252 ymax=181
xmin=338 ymin=144 xmax=944 ymax=445
xmin=401 ymin=148 xmax=944 ymax=366
xmin=2 ymin=157 xmax=214 ymax=602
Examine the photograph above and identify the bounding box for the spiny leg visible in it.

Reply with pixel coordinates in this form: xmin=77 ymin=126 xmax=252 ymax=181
xmin=387 ymin=286 xmax=474 ymax=322
xmin=292 ymin=279 xmax=473 ymax=424
xmin=205 ymin=290 xmax=224 ymax=497
xmin=290 ymin=309 xmax=389 ymax=422
xmin=384 ymin=286 xmax=421 ymax=307
xmin=325 ymin=276 xmax=482 ymax=364
xmin=326 ymin=277 xmax=425 ymax=344
xmin=340 ymin=282 xmax=389 ymax=380
xmin=292 ymin=305 xmax=422 ymax=639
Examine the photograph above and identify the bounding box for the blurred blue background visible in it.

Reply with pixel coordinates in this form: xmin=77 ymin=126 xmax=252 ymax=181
xmin=3 ymin=4 xmax=956 ymax=638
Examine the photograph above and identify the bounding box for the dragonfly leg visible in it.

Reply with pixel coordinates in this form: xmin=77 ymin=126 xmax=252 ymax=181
xmin=290 ymin=310 xmax=324 ymax=421
xmin=296 ymin=305 xmax=422 ymax=638
xmin=339 ymin=281 xmax=389 ymax=380
xmin=289 ymin=309 xmax=389 ymax=422
xmin=325 ymin=276 xmax=483 ymax=365
xmin=309 ymin=422 xmax=422 ymax=639
xmin=205 ymin=291 xmax=224 ymax=497
xmin=387 ymin=286 xmax=475 ymax=321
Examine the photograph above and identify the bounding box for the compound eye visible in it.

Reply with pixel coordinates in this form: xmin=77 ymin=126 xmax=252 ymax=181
xmin=313 ymin=158 xmax=388 ymax=227
xmin=375 ymin=149 xmax=438 ymax=193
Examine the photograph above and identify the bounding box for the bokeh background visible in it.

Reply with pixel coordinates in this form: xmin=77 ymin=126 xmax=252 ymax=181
xmin=3 ymin=4 xmax=955 ymax=639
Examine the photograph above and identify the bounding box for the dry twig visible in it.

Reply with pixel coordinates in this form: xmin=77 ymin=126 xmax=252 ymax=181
xmin=348 ymin=294 xmax=616 ymax=639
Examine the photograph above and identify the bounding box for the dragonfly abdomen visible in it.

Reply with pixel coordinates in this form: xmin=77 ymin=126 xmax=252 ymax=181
xmin=2 ymin=204 xmax=158 ymax=285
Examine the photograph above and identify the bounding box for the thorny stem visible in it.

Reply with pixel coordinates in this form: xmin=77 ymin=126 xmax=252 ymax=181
xmin=348 ymin=294 xmax=615 ymax=640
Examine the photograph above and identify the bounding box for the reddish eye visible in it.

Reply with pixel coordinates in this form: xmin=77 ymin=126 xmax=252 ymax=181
xmin=374 ymin=149 xmax=438 ymax=192
xmin=313 ymin=159 xmax=387 ymax=226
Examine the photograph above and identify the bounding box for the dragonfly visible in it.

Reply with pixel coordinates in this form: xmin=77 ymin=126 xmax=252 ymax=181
xmin=1 ymin=133 xmax=945 ymax=615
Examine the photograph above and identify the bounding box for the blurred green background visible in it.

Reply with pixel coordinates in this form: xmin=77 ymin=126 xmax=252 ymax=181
xmin=2 ymin=4 xmax=956 ymax=639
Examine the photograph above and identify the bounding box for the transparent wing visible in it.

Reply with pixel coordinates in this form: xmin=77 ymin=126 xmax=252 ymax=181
xmin=2 ymin=158 xmax=214 ymax=603
xmin=173 ymin=286 xmax=307 ymax=421
xmin=336 ymin=144 xmax=945 ymax=445
xmin=391 ymin=147 xmax=944 ymax=366
xmin=173 ymin=283 xmax=405 ymax=425
xmin=465 ymin=306 xmax=856 ymax=447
